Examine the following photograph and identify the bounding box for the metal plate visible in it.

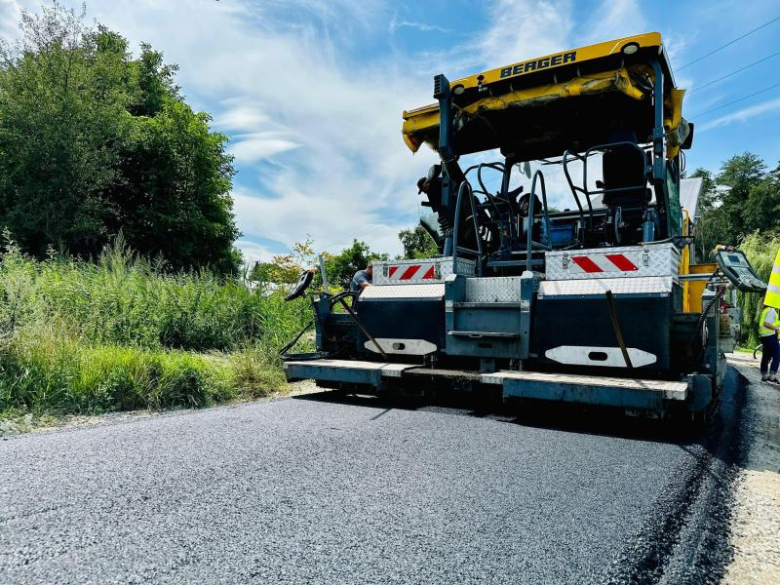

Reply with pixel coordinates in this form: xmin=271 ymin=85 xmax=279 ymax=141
xmin=545 ymin=243 xmax=680 ymax=280
xmin=483 ymin=370 xmax=688 ymax=400
xmin=538 ymin=276 xmax=673 ymax=297
xmin=464 ymin=277 xmax=523 ymax=303
xmin=373 ymin=257 xmax=475 ymax=285
xmin=283 ymin=359 xmax=416 ymax=384
xmin=544 ymin=346 xmax=657 ymax=368
xmin=361 ymin=284 xmax=445 ymax=300
xmin=364 ymin=338 xmax=437 ymax=356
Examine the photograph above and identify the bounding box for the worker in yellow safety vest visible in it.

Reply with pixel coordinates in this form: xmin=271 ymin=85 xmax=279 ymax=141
xmin=759 ymin=305 xmax=780 ymax=383
xmin=760 ymin=248 xmax=780 ymax=383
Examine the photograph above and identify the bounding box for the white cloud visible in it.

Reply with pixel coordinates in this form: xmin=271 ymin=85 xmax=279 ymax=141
xmin=235 ymin=240 xmax=277 ymax=265
xmin=389 ymin=16 xmax=449 ymax=34
xmin=480 ymin=0 xmax=574 ymax=66
xmin=698 ymin=97 xmax=780 ymax=132
xmin=13 ymin=0 xmax=437 ymax=259
xmin=581 ymin=0 xmax=647 ymax=45
xmin=3 ymin=0 xmax=623 ymax=261
xmin=0 ymin=0 xmax=22 ymax=41
xmin=229 ymin=134 xmax=300 ymax=164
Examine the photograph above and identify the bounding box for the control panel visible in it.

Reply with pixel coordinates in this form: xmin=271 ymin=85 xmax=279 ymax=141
xmin=715 ymin=249 xmax=767 ymax=293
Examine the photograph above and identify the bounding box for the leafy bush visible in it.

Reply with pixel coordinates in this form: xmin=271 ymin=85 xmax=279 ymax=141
xmin=738 ymin=231 xmax=779 ymax=346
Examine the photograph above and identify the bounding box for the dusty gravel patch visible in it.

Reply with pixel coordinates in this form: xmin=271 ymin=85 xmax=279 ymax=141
xmin=723 ymin=353 xmax=780 ymax=585
xmin=0 ymin=380 xmax=321 ymax=437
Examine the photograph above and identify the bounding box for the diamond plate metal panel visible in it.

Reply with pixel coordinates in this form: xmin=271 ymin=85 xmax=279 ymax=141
xmin=464 ymin=277 xmax=523 ymax=302
xmin=538 ymin=276 xmax=673 ymax=297
xmin=361 ymin=283 xmax=445 ymax=299
xmin=373 ymin=257 xmax=475 ymax=285
xmin=545 ymin=243 xmax=680 ymax=280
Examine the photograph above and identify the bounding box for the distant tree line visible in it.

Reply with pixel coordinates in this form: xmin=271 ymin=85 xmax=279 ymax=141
xmin=0 ymin=3 xmax=240 ymax=273
xmin=691 ymin=152 xmax=780 ymax=259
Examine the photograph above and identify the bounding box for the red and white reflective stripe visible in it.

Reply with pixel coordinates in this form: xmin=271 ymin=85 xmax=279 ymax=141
xmin=570 ymin=253 xmax=638 ymax=274
xmin=385 ymin=263 xmax=437 ymax=281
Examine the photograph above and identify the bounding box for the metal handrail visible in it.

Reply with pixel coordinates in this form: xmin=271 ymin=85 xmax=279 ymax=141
xmin=562 ymin=150 xmax=591 ymax=235
xmin=525 ymin=170 xmax=552 ymax=272
xmin=452 ymin=180 xmax=483 ymax=276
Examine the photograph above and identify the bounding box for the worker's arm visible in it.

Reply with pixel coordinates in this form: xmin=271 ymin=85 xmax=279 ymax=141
xmin=360 ymin=281 xmax=371 ymax=290
xmin=764 ymin=320 xmax=780 ymax=332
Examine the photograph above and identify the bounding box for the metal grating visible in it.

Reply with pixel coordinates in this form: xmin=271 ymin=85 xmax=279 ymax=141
xmin=464 ymin=277 xmax=523 ymax=303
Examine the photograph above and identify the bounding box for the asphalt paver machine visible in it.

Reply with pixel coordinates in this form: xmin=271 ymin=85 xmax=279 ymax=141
xmin=283 ymin=33 xmax=767 ymax=420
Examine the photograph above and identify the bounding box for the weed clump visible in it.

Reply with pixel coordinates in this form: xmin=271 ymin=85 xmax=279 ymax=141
xmin=0 ymin=239 xmax=309 ymax=416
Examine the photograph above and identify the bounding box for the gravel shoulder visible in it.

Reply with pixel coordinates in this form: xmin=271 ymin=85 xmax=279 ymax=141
xmin=0 ymin=381 xmax=320 ymax=438
xmin=723 ymin=353 xmax=780 ymax=584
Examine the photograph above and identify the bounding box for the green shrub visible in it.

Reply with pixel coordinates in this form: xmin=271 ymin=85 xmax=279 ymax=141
xmin=738 ymin=231 xmax=780 ymax=346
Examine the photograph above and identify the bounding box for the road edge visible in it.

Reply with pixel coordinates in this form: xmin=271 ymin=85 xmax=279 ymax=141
xmin=722 ymin=353 xmax=780 ymax=584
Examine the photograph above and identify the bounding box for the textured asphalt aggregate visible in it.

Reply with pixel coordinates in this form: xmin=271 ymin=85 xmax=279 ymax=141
xmin=0 ymin=371 xmax=746 ymax=584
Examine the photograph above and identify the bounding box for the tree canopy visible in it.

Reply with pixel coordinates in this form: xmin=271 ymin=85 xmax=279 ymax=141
xmin=0 ymin=3 xmax=240 ymax=273
xmin=691 ymin=152 xmax=780 ymax=257
xmin=398 ymin=225 xmax=438 ymax=259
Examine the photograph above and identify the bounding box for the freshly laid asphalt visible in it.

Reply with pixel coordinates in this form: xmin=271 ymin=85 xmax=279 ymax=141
xmin=0 ymin=373 xmax=745 ymax=584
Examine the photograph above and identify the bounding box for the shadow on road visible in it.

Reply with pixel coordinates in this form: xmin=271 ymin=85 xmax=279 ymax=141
xmin=292 ymin=381 xmax=728 ymax=445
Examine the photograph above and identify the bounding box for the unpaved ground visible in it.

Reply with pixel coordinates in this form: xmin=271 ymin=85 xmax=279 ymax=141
xmin=724 ymin=353 xmax=780 ymax=584
xmin=0 ymin=381 xmax=319 ymax=438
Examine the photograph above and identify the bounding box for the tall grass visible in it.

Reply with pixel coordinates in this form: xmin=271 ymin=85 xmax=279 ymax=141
xmin=738 ymin=231 xmax=779 ymax=346
xmin=0 ymin=239 xmax=310 ymax=415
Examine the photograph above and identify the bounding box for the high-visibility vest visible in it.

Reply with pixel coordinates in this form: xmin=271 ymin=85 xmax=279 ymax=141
xmin=759 ymin=306 xmax=779 ymax=337
xmin=764 ymin=248 xmax=780 ymax=309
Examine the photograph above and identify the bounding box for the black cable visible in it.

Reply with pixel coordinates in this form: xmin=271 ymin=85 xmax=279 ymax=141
xmin=678 ymin=15 xmax=780 ymax=71
xmin=689 ymin=80 xmax=780 ymax=119
xmin=688 ymin=49 xmax=780 ymax=94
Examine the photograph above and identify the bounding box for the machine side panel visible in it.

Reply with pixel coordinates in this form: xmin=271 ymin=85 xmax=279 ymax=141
xmin=533 ymin=294 xmax=672 ymax=371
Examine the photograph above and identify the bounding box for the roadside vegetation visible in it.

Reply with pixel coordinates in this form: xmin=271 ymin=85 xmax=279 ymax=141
xmin=0 ymin=238 xmax=310 ymax=417
xmin=738 ymin=231 xmax=779 ymax=346
xmin=691 ymin=153 xmax=780 ymax=343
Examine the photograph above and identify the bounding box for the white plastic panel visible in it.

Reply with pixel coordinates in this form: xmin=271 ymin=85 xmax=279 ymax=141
xmin=364 ymin=338 xmax=437 ymax=356
xmin=544 ymin=345 xmax=657 ymax=368
xmin=538 ymin=276 xmax=673 ymax=297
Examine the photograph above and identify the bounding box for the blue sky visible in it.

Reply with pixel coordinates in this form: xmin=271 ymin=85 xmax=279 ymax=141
xmin=2 ymin=0 xmax=779 ymax=260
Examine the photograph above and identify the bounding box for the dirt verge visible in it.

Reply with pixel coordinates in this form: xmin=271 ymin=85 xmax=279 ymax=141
xmin=723 ymin=353 xmax=780 ymax=584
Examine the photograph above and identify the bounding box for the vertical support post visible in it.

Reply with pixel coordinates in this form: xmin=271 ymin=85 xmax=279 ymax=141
xmin=651 ymin=59 xmax=670 ymax=240
xmin=434 ymin=74 xmax=456 ymax=257
xmin=318 ymin=253 xmax=330 ymax=294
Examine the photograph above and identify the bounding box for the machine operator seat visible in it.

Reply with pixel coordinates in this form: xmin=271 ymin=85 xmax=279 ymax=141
xmin=601 ymin=143 xmax=651 ymax=208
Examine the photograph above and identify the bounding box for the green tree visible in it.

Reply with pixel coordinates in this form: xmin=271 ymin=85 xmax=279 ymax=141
xmin=716 ymin=152 xmax=766 ymax=238
xmin=398 ymin=224 xmax=438 ymax=259
xmin=690 ymin=168 xmax=723 ymax=258
xmin=326 ymin=239 xmax=388 ymax=290
xmin=742 ymin=162 xmax=780 ymax=234
xmin=249 ymin=238 xmax=317 ymax=291
xmin=0 ymin=3 xmax=239 ymax=273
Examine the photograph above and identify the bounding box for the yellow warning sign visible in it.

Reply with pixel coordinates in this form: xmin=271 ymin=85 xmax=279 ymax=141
xmin=764 ymin=248 xmax=780 ymax=309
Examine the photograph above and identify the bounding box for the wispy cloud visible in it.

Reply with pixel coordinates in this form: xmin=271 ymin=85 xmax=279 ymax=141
xmin=698 ymin=97 xmax=780 ymax=132
xmin=0 ymin=0 xmax=22 ymax=41
xmin=18 ymin=0 xmax=438 ymax=259
xmin=581 ymin=0 xmax=647 ymax=45
xmin=479 ymin=0 xmax=574 ymax=66
xmin=389 ymin=15 xmax=450 ymax=34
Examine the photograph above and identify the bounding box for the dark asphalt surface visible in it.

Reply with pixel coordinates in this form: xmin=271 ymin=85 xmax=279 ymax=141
xmin=0 ymin=372 xmax=745 ymax=584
